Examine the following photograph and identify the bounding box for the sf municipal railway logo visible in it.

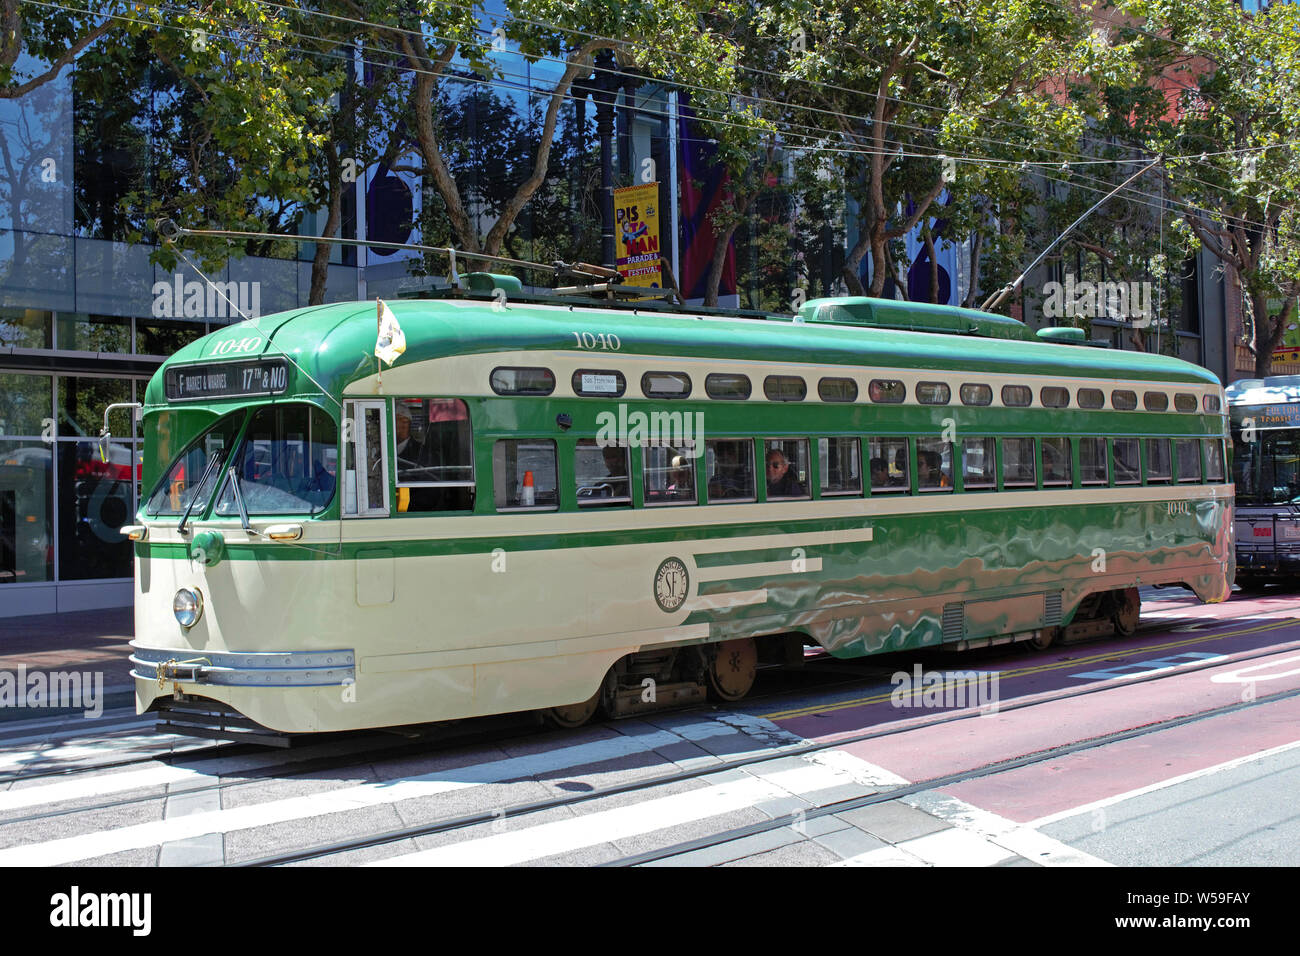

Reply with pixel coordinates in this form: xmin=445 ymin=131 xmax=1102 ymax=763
xmin=654 ymin=557 xmax=689 ymax=613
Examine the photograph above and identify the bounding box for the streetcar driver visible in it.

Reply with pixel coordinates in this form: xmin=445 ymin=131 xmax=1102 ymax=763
xmin=394 ymin=405 xmax=426 ymax=479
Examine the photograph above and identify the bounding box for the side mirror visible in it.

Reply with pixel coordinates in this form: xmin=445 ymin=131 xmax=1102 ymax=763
xmin=100 ymin=402 xmax=143 ymax=462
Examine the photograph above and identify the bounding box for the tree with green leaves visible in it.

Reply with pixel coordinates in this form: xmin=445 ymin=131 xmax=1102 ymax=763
xmin=0 ymin=0 xmax=135 ymax=99
xmin=94 ymin=3 xmax=339 ymax=274
xmin=355 ymin=0 xmax=739 ymax=260
xmin=770 ymin=0 xmax=1093 ymax=300
xmin=1128 ymin=0 xmax=1300 ymax=376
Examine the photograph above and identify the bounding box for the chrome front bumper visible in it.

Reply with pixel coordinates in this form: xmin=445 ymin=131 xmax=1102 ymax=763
xmin=130 ymin=644 xmax=356 ymax=687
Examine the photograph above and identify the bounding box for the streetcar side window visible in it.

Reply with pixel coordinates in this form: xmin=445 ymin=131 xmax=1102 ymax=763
xmin=916 ymin=382 xmax=951 ymax=406
xmin=1146 ymin=438 xmax=1172 ymax=483
xmin=817 ymin=377 xmax=858 ymax=403
xmin=962 ymin=437 xmax=997 ymax=490
xmin=705 ymin=439 xmax=755 ymax=502
xmin=642 ymin=371 xmax=692 ymax=399
xmin=868 ymin=437 xmax=909 ymax=492
xmin=490 ymin=367 xmax=555 ymax=396
xmin=394 ymin=398 xmax=474 ymax=512
xmin=1175 ymin=393 xmax=1198 ymax=413
xmin=1113 ymin=438 xmax=1141 ymax=484
xmin=1112 ymin=390 xmax=1138 ymax=411
xmin=705 ymin=373 xmax=751 ymax=400
xmin=343 ymin=400 xmax=388 ymax=516
xmin=1204 ymin=395 xmax=1222 ymax=414
xmin=644 ymin=442 xmax=697 ymax=506
xmin=917 ymin=438 xmax=953 ymax=491
xmin=1040 ymin=387 xmax=1070 ymax=409
xmin=1175 ymin=438 xmax=1201 ymax=483
xmin=819 ymin=437 xmax=862 ymax=496
xmin=1001 ymin=385 xmax=1032 ymax=408
xmin=869 ymin=380 xmax=906 ymax=404
xmin=576 ymin=439 xmax=631 ymax=507
xmin=765 ymin=438 xmax=810 ymax=499
xmin=1002 ymin=438 xmax=1036 ymax=487
xmin=1079 ymin=437 xmax=1108 ymax=484
xmin=1204 ymin=439 xmax=1226 ymax=482
xmin=1042 ymin=437 xmax=1072 ymax=486
xmin=960 ymin=383 xmax=992 ymax=406
xmin=1144 ymin=391 xmax=1170 ymax=413
xmin=764 ymin=376 xmax=807 ymax=402
xmin=1077 ymin=388 xmax=1105 ymax=410
xmin=493 ymin=440 xmax=558 ymax=511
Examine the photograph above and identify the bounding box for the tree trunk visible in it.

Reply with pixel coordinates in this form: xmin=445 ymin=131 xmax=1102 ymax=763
xmin=868 ymin=224 xmax=890 ymax=297
xmin=842 ymin=230 xmax=870 ymax=297
xmin=963 ymin=229 xmax=984 ymax=308
xmin=1252 ymin=289 xmax=1294 ymax=379
xmin=922 ymin=225 xmax=938 ymax=304
xmin=308 ymin=148 xmax=344 ymax=306
xmin=410 ymin=69 xmax=479 ymax=252
xmin=703 ymin=188 xmax=759 ymax=307
xmin=481 ymin=39 xmax=607 ymax=256
xmin=704 ymin=222 xmax=740 ymax=308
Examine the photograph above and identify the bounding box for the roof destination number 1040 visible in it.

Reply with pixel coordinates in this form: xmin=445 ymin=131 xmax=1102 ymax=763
xmin=571 ymin=332 xmax=621 ymax=351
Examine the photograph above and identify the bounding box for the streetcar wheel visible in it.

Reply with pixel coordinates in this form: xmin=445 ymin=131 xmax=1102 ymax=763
xmin=1111 ymin=587 xmax=1140 ymax=637
xmin=544 ymin=689 xmax=602 ymax=728
xmin=1028 ymin=627 xmax=1056 ymax=650
xmin=707 ymin=638 xmax=758 ymax=701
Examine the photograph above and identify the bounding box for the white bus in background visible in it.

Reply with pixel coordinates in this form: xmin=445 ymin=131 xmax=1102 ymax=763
xmin=1227 ymin=375 xmax=1300 ymax=589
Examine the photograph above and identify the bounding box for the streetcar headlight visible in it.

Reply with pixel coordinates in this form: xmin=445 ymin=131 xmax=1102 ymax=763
xmin=173 ymin=588 xmax=203 ymax=628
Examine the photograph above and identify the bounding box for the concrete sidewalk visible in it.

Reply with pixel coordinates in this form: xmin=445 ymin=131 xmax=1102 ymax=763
xmin=0 ymin=607 xmax=135 ymax=719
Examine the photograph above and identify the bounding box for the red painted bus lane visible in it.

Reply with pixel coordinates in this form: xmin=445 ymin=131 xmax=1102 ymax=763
xmin=817 ymin=646 xmax=1300 ymax=804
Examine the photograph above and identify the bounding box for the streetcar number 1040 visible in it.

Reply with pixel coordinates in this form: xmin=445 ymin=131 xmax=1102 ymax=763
xmin=571 ymin=332 xmax=621 ymax=351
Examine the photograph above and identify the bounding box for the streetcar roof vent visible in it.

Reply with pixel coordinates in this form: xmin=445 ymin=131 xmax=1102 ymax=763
xmin=462 ymin=272 xmax=524 ymax=294
xmin=1036 ymin=327 xmax=1085 ymax=344
xmin=797 ymin=296 xmax=1035 ymax=342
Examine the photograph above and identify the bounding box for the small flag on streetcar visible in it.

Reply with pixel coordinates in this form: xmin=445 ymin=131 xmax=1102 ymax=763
xmin=375 ymin=299 xmax=406 ymax=366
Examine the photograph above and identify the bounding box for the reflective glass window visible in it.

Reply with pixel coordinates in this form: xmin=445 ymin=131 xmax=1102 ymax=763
xmin=765 ymin=439 xmax=809 ymax=499
xmin=644 ymin=442 xmax=696 ymax=506
xmin=705 ymin=439 xmax=755 ymax=502
xmin=819 ymin=437 xmax=862 ymax=496
xmin=214 ymin=404 xmax=338 ymax=516
xmin=493 ymin=440 xmax=558 ymax=510
xmin=868 ymin=437 xmax=909 ymax=492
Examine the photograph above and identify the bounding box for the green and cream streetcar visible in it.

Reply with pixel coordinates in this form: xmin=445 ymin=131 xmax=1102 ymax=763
xmin=124 ymin=283 xmax=1233 ymax=741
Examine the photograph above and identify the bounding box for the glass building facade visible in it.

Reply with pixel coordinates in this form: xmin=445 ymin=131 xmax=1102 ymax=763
xmin=0 ymin=56 xmax=364 ymax=616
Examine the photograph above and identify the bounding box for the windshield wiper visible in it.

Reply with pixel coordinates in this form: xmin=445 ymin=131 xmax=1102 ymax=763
xmin=226 ymin=465 xmax=261 ymax=536
xmin=178 ymin=451 xmax=222 ymax=535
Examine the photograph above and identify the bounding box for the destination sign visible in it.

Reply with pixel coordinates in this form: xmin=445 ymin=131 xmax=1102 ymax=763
xmin=164 ymin=359 xmax=289 ymax=402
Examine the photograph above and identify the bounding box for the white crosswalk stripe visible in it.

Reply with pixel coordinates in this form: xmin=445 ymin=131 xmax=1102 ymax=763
xmin=372 ymin=757 xmax=869 ymax=867
xmin=0 ymin=716 xmax=802 ymax=866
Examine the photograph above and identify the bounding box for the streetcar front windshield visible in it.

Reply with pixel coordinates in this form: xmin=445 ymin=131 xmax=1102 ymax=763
xmin=145 ymin=411 xmax=246 ymax=516
xmin=1232 ymin=427 xmax=1300 ymax=505
xmin=214 ymin=403 xmax=337 ymax=516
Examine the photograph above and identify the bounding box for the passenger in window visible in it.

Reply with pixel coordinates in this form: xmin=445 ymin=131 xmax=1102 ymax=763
xmin=920 ymin=450 xmax=940 ymax=487
xmin=891 ymin=447 xmax=909 ymax=486
xmin=766 ymin=449 xmax=805 ymax=497
xmin=667 ymin=455 xmax=692 ymax=500
xmin=870 ymin=457 xmax=888 ymax=488
xmin=602 ymin=445 xmax=630 ymax=498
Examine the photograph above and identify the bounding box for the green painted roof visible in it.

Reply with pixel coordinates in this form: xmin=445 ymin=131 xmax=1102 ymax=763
xmin=144 ymin=296 xmax=1221 ymax=407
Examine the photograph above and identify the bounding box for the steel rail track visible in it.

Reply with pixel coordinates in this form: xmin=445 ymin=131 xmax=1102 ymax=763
xmin=233 ymin=625 xmax=1300 ymax=867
